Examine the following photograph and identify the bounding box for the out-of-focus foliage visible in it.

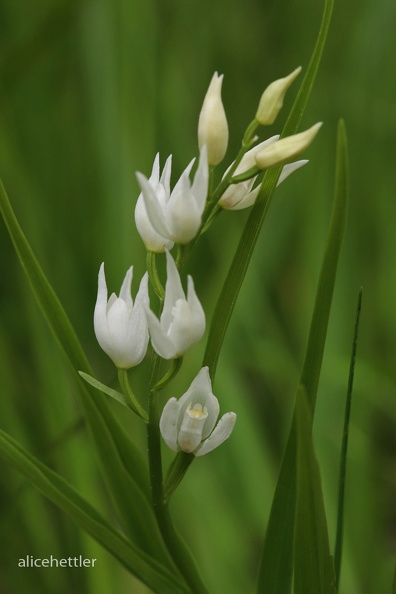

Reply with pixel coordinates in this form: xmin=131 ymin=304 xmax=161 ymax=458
xmin=0 ymin=0 xmax=395 ymax=593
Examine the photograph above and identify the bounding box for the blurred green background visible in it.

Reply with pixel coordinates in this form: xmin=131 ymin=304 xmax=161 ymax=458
xmin=0 ymin=0 xmax=395 ymax=593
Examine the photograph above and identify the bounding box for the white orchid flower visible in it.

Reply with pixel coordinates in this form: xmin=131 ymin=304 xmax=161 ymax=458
xmin=145 ymin=251 xmax=205 ymax=359
xmin=134 ymin=154 xmax=174 ymax=253
xmin=219 ymin=136 xmax=308 ymax=210
xmin=94 ymin=263 xmax=149 ymax=369
xmin=160 ymin=367 xmax=237 ymax=456
xmin=136 ymin=146 xmax=209 ymax=244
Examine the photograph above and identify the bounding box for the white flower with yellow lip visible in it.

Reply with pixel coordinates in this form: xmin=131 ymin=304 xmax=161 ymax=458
xmin=160 ymin=367 xmax=236 ymax=456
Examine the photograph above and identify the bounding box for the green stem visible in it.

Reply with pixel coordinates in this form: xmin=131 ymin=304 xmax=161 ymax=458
xmin=202 ymin=165 xmax=281 ymax=378
xmin=146 ymin=353 xmax=208 ymax=594
xmin=164 ymin=452 xmax=195 ymax=503
xmin=117 ymin=369 xmax=148 ymax=422
xmin=147 ymin=251 xmax=165 ymax=300
xmin=154 ymin=357 xmax=183 ymax=392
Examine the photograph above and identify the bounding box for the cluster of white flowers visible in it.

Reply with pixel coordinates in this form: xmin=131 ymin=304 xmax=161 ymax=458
xmin=93 ymin=67 xmax=322 ymax=456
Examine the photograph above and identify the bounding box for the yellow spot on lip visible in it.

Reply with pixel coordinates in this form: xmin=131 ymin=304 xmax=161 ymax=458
xmin=186 ymin=402 xmax=208 ymax=420
xmin=188 ymin=409 xmax=207 ymax=419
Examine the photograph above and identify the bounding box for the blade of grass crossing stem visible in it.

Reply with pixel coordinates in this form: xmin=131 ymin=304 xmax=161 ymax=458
xmin=334 ymin=289 xmax=363 ymax=589
xmin=299 ymin=121 xmax=348 ymax=411
xmin=203 ymin=0 xmax=334 ymax=380
xmin=0 ymin=430 xmax=189 ymax=594
xmin=293 ymin=388 xmax=336 ymax=594
xmin=256 ymin=122 xmax=348 ymax=594
xmin=0 ymin=179 xmax=174 ymax=565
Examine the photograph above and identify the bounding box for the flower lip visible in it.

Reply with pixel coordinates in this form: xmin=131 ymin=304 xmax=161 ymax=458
xmin=159 ymin=367 xmax=236 ymax=456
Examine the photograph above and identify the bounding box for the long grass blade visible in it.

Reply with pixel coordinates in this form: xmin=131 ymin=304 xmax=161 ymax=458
xmin=0 ymin=178 xmax=172 ymax=564
xmin=256 ymin=120 xmax=348 ymax=594
xmin=293 ymin=388 xmax=336 ymax=594
xmin=334 ymin=289 xmax=363 ymax=589
xmin=0 ymin=430 xmax=189 ymax=594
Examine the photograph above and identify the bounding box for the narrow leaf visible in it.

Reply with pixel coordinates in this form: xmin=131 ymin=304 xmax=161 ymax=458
xmin=334 ymin=289 xmax=363 ymax=588
xmin=256 ymin=120 xmax=348 ymax=594
xmin=293 ymin=387 xmax=336 ymax=594
xmin=393 ymin=561 xmax=396 ymax=594
xmin=0 ymin=430 xmax=189 ymax=594
xmin=0 ymin=178 xmax=171 ymax=564
xmin=79 ymin=371 xmax=131 ymax=409
xmin=203 ymin=0 xmax=335 ymax=380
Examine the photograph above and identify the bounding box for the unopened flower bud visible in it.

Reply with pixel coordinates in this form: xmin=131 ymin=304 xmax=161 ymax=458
xmin=198 ymin=72 xmax=229 ymax=165
xmin=255 ymin=122 xmax=322 ymax=169
xmin=256 ymin=67 xmax=302 ymax=126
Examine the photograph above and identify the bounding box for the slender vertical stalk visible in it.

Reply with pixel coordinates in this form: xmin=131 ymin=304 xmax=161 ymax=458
xmin=146 ymin=352 xmax=209 ymax=594
xmin=117 ymin=368 xmax=148 ymax=421
xmin=334 ymin=289 xmax=363 ymax=589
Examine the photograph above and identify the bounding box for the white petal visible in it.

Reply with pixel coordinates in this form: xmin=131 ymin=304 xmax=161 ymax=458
xmin=145 ymin=306 xmax=177 ymax=359
xmin=136 ymin=172 xmax=170 ymax=238
xmin=168 ymin=157 xmax=195 ymax=209
xmin=219 ymin=179 xmax=256 ymax=210
xmin=135 ymin=194 xmax=173 ymax=252
xmin=277 ymin=159 xmax=308 ymax=186
xmin=105 ymin=298 xmax=132 ymax=366
xmin=119 ymin=266 xmax=133 ymax=307
xmin=124 ymin=273 xmax=150 ymax=366
xmin=236 ymin=135 xmax=280 ymax=173
xmin=228 ymin=186 xmax=260 ymax=210
xmin=161 ymin=251 xmax=185 ymax=332
xmin=159 ymin=154 xmax=172 ymax=195
xmin=186 ymin=275 xmax=206 ymax=338
xmin=191 ymin=144 xmax=209 ymax=213
xmin=159 ymin=398 xmax=181 ymax=451
xmin=166 ymin=299 xmax=198 ymax=355
xmin=194 ymin=412 xmax=237 ymax=456
xmin=166 ymin=175 xmax=202 ymax=243
xmin=93 ymin=263 xmax=112 ymax=354
xmin=149 ymin=153 xmax=160 ymax=185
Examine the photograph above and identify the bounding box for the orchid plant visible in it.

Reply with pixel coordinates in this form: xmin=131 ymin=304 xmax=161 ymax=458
xmin=1 ymin=0 xmax=372 ymax=592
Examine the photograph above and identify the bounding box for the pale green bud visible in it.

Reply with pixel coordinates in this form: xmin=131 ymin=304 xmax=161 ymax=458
xmin=198 ymin=72 xmax=229 ymax=165
xmin=256 ymin=66 xmax=302 ymax=126
xmin=255 ymin=122 xmax=322 ymax=169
